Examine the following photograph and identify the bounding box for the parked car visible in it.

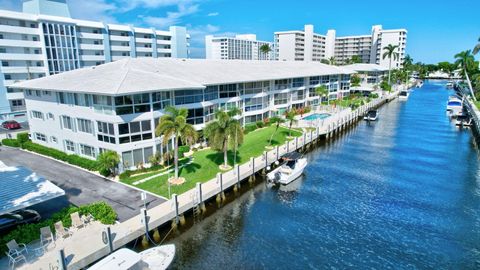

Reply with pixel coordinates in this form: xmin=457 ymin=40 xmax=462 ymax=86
xmin=2 ymin=120 xmax=21 ymax=130
xmin=0 ymin=209 xmax=41 ymax=234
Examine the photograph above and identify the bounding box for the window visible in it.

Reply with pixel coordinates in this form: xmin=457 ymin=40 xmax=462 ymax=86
xmin=152 ymin=92 xmax=171 ymax=110
xmin=204 ymin=86 xmax=218 ymax=101
xmin=292 ymin=78 xmax=305 ymax=87
xmin=97 ymin=121 xmax=115 ymax=144
xmin=122 ymin=146 xmax=154 ymax=168
xmin=115 ymin=94 xmax=150 ymax=115
xmin=310 ymin=76 xmax=320 ymax=85
xmin=118 ymin=120 xmax=152 ymax=144
xmin=80 ymin=144 xmax=96 ymax=158
xmin=77 ymin=118 xmax=93 ymax=134
xmin=50 ymin=136 xmax=57 ymax=143
xmin=244 ymin=97 xmax=268 ymax=112
xmin=187 ymin=108 xmax=204 ymax=125
xmin=240 ymin=81 xmax=265 ymax=95
xmin=2 ymin=61 xmax=8 ymax=67
xmin=61 ymin=115 xmax=73 ymax=130
xmin=274 ymin=93 xmax=289 ymax=105
xmin=275 ymin=79 xmax=290 ymax=90
xmin=65 ymin=140 xmax=75 ymax=152
xmin=31 ymin=110 xmax=44 ymax=120
xmin=174 ymin=90 xmax=203 ymax=105
xmin=93 ymin=95 xmax=113 ymax=114
xmin=74 ymin=93 xmax=92 ymax=107
xmin=35 ymin=133 xmax=46 ymax=142
xmin=219 ymin=84 xmax=238 ymax=98
xmin=11 ymin=99 xmax=23 ymax=106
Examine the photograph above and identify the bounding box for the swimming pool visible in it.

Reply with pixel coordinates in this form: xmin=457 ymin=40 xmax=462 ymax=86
xmin=302 ymin=113 xmax=331 ymax=121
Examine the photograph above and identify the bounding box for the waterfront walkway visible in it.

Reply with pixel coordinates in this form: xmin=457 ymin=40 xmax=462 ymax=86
xmin=18 ymin=91 xmax=399 ymax=270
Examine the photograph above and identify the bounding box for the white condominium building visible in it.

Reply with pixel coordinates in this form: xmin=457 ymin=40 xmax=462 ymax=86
xmin=205 ymin=34 xmax=273 ymax=60
xmin=275 ymin=24 xmax=407 ymax=68
xmin=0 ymin=0 xmax=190 ymax=120
xmin=11 ymin=58 xmax=353 ymax=170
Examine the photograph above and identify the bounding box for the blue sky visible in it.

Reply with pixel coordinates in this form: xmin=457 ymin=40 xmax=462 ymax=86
xmin=1 ymin=0 xmax=479 ymax=63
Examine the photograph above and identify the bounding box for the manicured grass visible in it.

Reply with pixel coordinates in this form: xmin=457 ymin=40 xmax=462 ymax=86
xmin=475 ymin=101 xmax=480 ymax=110
xmin=121 ymin=126 xmax=302 ymax=197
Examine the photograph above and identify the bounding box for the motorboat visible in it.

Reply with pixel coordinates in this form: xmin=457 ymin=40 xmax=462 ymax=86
xmin=446 ymin=81 xmax=454 ymax=88
xmin=364 ymin=110 xmax=378 ymax=121
xmin=455 ymin=115 xmax=473 ymax=127
xmin=88 ymin=245 xmax=175 ymax=270
xmin=446 ymin=96 xmax=463 ymax=117
xmin=416 ymin=80 xmax=424 ymax=88
xmin=267 ymin=152 xmax=307 ymax=185
xmin=399 ymin=90 xmax=410 ymax=100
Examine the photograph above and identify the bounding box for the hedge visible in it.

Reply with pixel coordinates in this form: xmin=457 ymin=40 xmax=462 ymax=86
xmin=1 ymin=138 xmax=20 ymax=147
xmin=244 ymin=123 xmax=257 ymax=134
xmin=178 ymin=145 xmax=190 ymax=158
xmin=119 ymin=164 xmax=165 ymax=180
xmin=0 ymin=202 xmax=117 ymax=254
xmin=16 ymin=132 xmax=29 ymax=145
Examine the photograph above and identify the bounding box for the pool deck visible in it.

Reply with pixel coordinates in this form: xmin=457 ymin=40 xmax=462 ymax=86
xmin=15 ymin=91 xmax=400 ymax=270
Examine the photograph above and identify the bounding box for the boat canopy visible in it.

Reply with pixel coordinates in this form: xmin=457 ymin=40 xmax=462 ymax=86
xmin=282 ymin=152 xmax=302 ymax=160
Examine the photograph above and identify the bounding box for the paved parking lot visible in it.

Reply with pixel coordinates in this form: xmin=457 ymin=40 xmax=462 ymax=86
xmin=0 ymin=146 xmax=165 ymax=222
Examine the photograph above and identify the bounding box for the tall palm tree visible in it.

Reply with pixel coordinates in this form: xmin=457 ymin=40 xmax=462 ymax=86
xmin=259 ymin=44 xmax=272 ymax=58
xmin=473 ymin=37 xmax=480 ymax=55
xmin=382 ymin=44 xmax=399 ymax=85
xmin=204 ymin=108 xmax=244 ymax=169
xmin=155 ymin=106 xmax=198 ymax=180
xmin=315 ymin=85 xmax=329 ymax=105
xmin=285 ymin=109 xmax=297 ymax=137
xmin=268 ymin=116 xmax=285 ymax=146
xmin=403 ymin=54 xmax=413 ymax=69
xmin=328 ymin=56 xmax=337 ymax=66
xmin=455 ymin=50 xmax=477 ymax=101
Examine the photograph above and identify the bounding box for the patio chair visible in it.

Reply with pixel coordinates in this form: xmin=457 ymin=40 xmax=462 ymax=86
xmin=6 ymin=239 xmax=28 ymax=256
xmin=5 ymin=251 xmax=26 ymax=270
xmin=40 ymin=226 xmax=55 ymax=251
xmin=71 ymin=212 xmax=85 ymax=230
xmin=54 ymin=221 xmax=72 ymax=239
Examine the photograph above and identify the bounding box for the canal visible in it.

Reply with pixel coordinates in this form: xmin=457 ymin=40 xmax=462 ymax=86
xmin=170 ymin=81 xmax=480 ymax=269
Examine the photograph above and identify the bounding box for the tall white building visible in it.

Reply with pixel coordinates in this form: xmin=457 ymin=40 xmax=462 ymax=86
xmin=11 ymin=58 xmax=353 ymax=170
xmin=275 ymin=24 xmax=407 ymax=68
xmin=0 ymin=0 xmax=190 ymax=120
xmin=205 ymin=34 xmax=273 ymax=60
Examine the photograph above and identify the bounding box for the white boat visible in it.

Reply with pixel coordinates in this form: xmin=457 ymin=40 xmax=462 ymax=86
xmin=416 ymin=80 xmax=424 ymax=88
xmin=364 ymin=110 xmax=378 ymax=121
xmin=88 ymin=245 xmax=175 ymax=270
xmin=455 ymin=115 xmax=472 ymax=127
xmin=267 ymin=152 xmax=307 ymax=185
xmin=399 ymin=90 xmax=410 ymax=100
xmin=446 ymin=96 xmax=463 ymax=117
xmin=446 ymin=81 xmax=454 ymax=88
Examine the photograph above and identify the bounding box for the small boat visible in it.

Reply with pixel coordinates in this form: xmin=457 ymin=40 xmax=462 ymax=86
xmin=88 ymin=245 xmax=175 ymax=270
xmin=364 ymin=110 xmax=378 ymax=121
xmin=446 ymin=81 xmax=454 ymax=88
xmin=399 ymin=90 xmax=409 ymax=100
xmin=267 ymin=152 xmax=307 ymax=185
xmin=455 ymin=115 xmax=472 ymax=127
xmin=446 ymin=96 xmax=463 ymax=117
xmin=416 ymin=80 xmax=424 ymax=88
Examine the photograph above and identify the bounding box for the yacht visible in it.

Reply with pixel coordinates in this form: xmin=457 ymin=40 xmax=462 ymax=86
xmin=88 ymin=245 xmax=175 ymax=270
xmin=455 ymin=115 xmax=473 ymax=127
xmin=267 ymin=152 xmax=307 ymax=185
xmin=446 ymin=81 xmax=454 ymax=88
xmin=446 ymin=96 xmax=463 ymax=117
xmin=399 ymin=90 xmax=410 ymax=100
xmin=416 ymin=80 xmax=424 ymax=88
xmin=364 ymin=110 xmax=378 ymax=121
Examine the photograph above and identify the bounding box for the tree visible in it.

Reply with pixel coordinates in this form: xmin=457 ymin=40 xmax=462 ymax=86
xmin=455 ymin=50 xmax=477 ymax=101
xmin=320 ymin=59 xmax=330 ymax=64
xmin=403 ymin=54 xmax=413 ymax=69
xmin=473 ymin=37 xmax=480 ymax=55
xmin=285 ymin=109 xmax=297 ymax=137
xmin=259 ymin=44 xmax=272 ymax=57
xmin=382 ymin=44 xmax=399 ymax=85
xmin=268 ymin=116 xmax=285 ymax=146
xmin=350 ymin=74 xmax=361 ymax=87
xmin=204 ymin=108 xmax=244 ymax=170
xmin=351 ymin=55 xmax=362 ymax=64
xmin=97 ymin=150 xmax=120 ymax=176
xmin=155 ymin=106 xmax=198 ymax=180
xmin=328 ymin=56 xmax=336 ymax=65
xmin=315 ymin=85 xmax=329 ymax=105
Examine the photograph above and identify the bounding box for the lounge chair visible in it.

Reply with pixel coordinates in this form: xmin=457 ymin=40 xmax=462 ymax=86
xmin=5 ymin=251 xmax=26 ymax=270
xmin=6 ymin=240 xmax=28 ymax=256
xmin=40 ymin=226 xmax=55 ymax=251
xmin=71 ymin=212 xmax=85 ymax=230
xmin=54 ymin=221 xmax=72 ymax=239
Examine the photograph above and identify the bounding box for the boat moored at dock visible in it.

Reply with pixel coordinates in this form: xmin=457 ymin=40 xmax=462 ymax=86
xmin=364 ymin=110 xmax=378 ymax=121
xmin=267 ymin=152 xmax=307 ymax=185
xmin=446 ymin=96 xmax=463 ymax=117
xmin=399 ymin=90 xmax=410 ymax=100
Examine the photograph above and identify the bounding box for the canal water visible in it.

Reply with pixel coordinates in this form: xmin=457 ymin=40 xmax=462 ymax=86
xmin=170 ymin=81 xmax=480 ymax=269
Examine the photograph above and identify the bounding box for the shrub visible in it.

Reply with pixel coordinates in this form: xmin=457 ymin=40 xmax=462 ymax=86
xmin=1 ymin=138 xmax=20 ymax=147
xmin=0 ymin=202 xmax=116 ymax=254
xmin=255 ymin=121 xmax=264 ymax=128
xmin=244 ymin=124 xmax=257 ymax=134
xmin=96 ymin=150 xmax=120 ymax=176
xmin=178 ymin=145 xmax=190 ymax=158
xmin=16 ymin=132 xmax=29 ymax=145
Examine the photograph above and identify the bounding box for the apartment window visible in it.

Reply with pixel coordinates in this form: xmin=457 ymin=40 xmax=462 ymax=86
xmin=122 ymin=146 xmax=153 ymax=168
xmin=34 ymin=133 xmax=46 ymax=142
xmin=50 ymin=136 xmax=57 ymax=143
xmin=240 ymin=81 xmax=264 ymax=95
xmin=93 ymin=95 xmax=113 ymax=114
xmin=0 ymin=34 xmax=3 ymax=39
xmin=152 ymin=92 xmax=171 ymax=110
xmin=245 ymin=97 xmax=268 ymax=112
xmin=203 ymin=86 xmax=218 ymax=101
xmin=31 ymin=110 xmax=44 ymax=120
xmin=97 ymin=121 xmax=115 ymax=144
xmin=118 ymin=120 xmax=152 ymax=144
xmin=80 ymin=144 xmax=96 ymax=158
xmin=310 ymin=76 xmax=320 ymax=85
xmin=61 ymin=115 xmax=74 ymax=130
xmin=275 ymin=79 xmax=290 ymax=90
xmin=77 ymin=118 xmax=93 ymax=134
xmin=174 ymin=90 xmax=203 ymax=105
xmin=292 ymin=78 xmax=305 ymax=88
xmin=2 ymin=61 xmax=8 ymax=67
xmin=0 ymin=48 xmax=5 ymax=53
xmin=11 ymin=100 xmax=23 ymax=107
xmin=219 ymin=84 xmax=238 ymax=98
xmin=47 ymin=112 xmax=54 ymax=119
xmin=186 ymin=108 xmax=204 ymax=125
xmin=4 ymin=74 xmax=11 ymax=80
xmin=115 ymin=94 xmax=150 ymax=115
xmin=74 ymin=93 xmax=92 ymax=107
xmin=274 ymin=93 xmax=289 ymax=105
xmin=65 ymin=140 xmax=75 ymax=152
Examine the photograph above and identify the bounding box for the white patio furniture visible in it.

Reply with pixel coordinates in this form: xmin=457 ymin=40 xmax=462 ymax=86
xmin=71 ymin=212 xmax=85 ymax=230
xmin=6 ymin=240 xmax=28 ymax=256
xmin=54 ymin=221 xmax=72 ymax=239
xmin=5 ymin=251 xmax=26 ymax=270
xmin=40 ymin=226 xmax=55 ymax=251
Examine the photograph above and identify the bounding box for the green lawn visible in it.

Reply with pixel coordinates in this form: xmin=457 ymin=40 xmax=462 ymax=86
xmin=121 ymin=125 xmax=302 ymax=197
xmin=475 ymin=101 xmax=480 ymax=110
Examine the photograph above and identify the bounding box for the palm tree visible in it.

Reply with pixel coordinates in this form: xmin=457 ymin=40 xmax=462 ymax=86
xmin=268 ymin=116 xmax=285 ymax=146
xmin=97 ymin=150 xmax=120 ymax=176
xmin=382 ymin=44 xmax=399 ymax=85
xmin=328 ymin=56 xmax=337 ymax=66
xmin=155 ymin=106 xmax=198 ymax=180
xmin=473 ymin=37 xmax=480 ymax=55
xmin=403 ymin=54 xmax=413 ymax=69
xmin=455 ymin=50 xmax=477 ymax=101
xmin=285 ymin=109 xmax=297 ymax=137
xmin=351 ymin=55 xmax=362 ymax=64
xmin=259 ymin=44 xmax=272 ymax=58
xmin=204 ymin=108 xmax=244 ymax=170
xmin=315 ymin=85 xmax=329 ymax=105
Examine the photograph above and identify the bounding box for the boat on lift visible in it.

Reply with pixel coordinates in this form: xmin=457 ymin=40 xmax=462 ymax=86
xmin=267 ymin=152 xmax=307 ymax=185
xmin=364 ymin=110 xmax=378 ymax=121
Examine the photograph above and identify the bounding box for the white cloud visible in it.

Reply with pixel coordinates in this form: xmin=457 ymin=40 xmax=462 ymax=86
xmin=187 ymin=24 xmax=238 ymax=58
xmin=140 ymin=3 xmax=199 ymax=28
xmin=207 ymin=12 xmax=219 ymax=17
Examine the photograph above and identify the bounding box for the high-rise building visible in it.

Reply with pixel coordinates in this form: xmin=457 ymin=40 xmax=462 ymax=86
xmin=274 ymin=24 xmax=407 ymax=68
xmin=205 ymin=34 xmax=273 ymax=60
xmin=0 ymin=0 xmax=190 ymax=120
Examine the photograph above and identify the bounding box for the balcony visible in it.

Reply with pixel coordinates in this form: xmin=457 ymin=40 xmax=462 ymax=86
xmin=109 ymin=35 xmax=130 ymax=42
xmin=1 ymin=66 xmax=45 ymax=74
xmin=136 ymin=47 xmax=153 ymax=53
xmin=78 ymin=32 xmax=104 ymax=39
xmin=110 ymin=45 xmax=131 ymax=52
xmin=79 ymin=43 xmax=104 ymax=50
xmin=0 ymin=53 xmax=43 ymax=61
xmin=0 ymin=39 xmax=42 ymax=48
xmin=0 ymin=25 xmax=39 ymax=35
xmin=6 ymin=92 xmax=24 ymax=100
xmin=79 ymin=55 xmax=105 ymax=61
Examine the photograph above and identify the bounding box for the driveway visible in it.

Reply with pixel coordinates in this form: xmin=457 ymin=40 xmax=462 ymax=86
xmin=0 ymin=146 xmax=165 ymax=222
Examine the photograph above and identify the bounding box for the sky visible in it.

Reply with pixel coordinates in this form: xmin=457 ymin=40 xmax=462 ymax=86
xmin=1 ymin=0 xmax=479 ymax=63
